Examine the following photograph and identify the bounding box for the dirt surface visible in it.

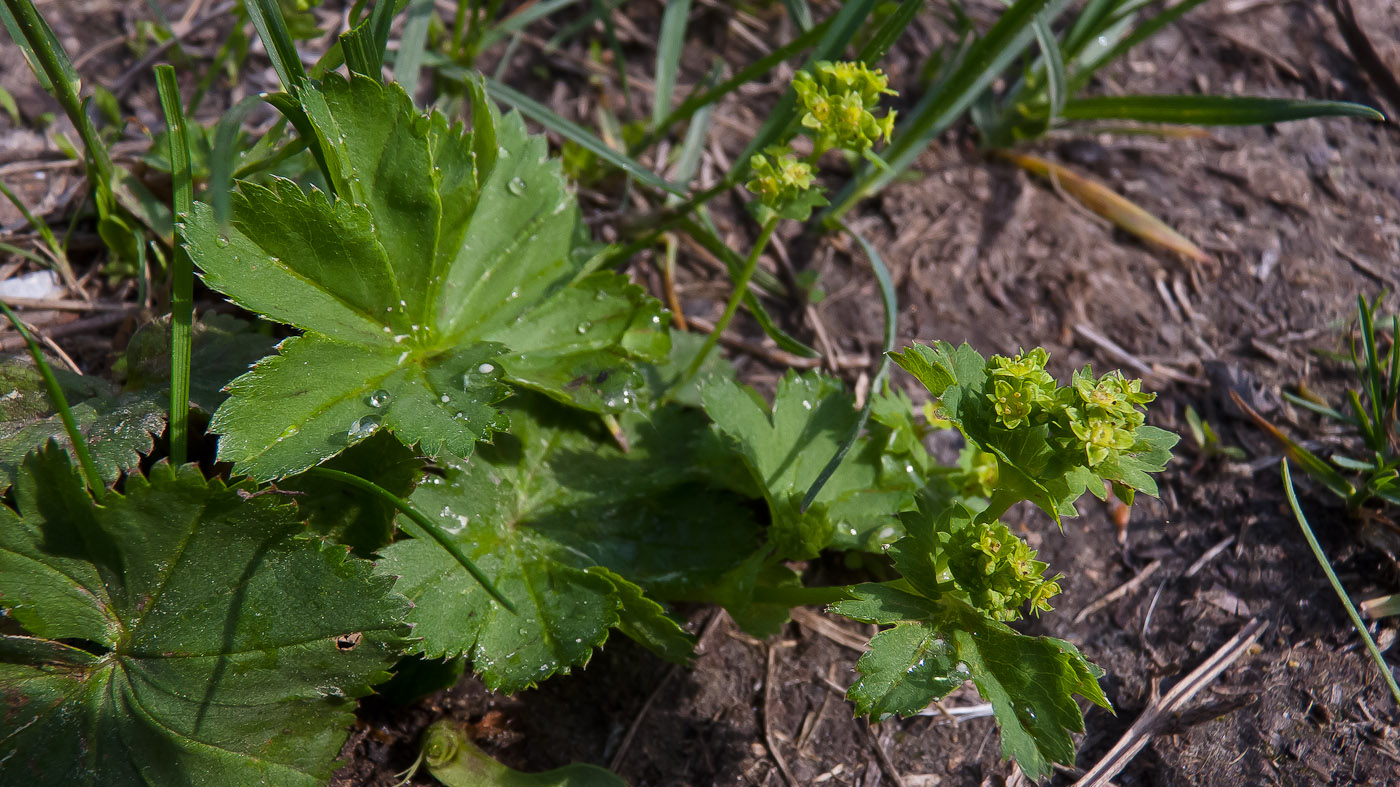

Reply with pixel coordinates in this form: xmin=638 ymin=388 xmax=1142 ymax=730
xmin=4 ymin=1 xmax=1400 ymax=786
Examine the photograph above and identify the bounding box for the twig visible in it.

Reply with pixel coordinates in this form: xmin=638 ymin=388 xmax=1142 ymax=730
xmin=1185 ymin=535 xmax=1236 ymax=578
xmin=1073 ymin=560 xmax=1162 ymax=625
xmin=608 ymin=664 xmax=680 ymax=772
xmin=0 ymin=308 xmax=137 ymax=352
xmin=1072 ymin=618 xmax=1269 ymax=787
xmin=0 ymin=296 xmax=132 ymax=312
xmin=863 ymin=723 xmax=907 ymax=787
xmin=1328 ymin=0 xmax=1400 ymax=115
xmin=764 ymin=643 xmax=800 ymax=787
xmin=791 ymin=607 xmax=869 ymax=653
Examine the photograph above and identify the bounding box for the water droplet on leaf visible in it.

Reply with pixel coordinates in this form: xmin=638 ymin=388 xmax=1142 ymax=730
xmin=507 ymin=177 xmax=527 ymax=196
xmin=368 ymin=390 xmax=391 ymax=407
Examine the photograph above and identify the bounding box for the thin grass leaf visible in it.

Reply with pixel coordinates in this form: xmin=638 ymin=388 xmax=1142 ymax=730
xmin=481 ymin=0 xmax=581 ymax=49
xmin=653 ymin=0 xmax=691 ymax=128
xmin=1233 ymin=390 xmax=1356 ymax=501
xmin=593 ymin=0 xmax=633 ymax=113
xmin=732 ymin=0 xmax=881 ymax=182
xmin=1068 ymin=0 xmax=1206 ymax=93
xmin=995 ymin=149 xmax=1208 ymax=262
xmin=0 ymin=179 xmax=74 ymax=286
xmin=801 ymin=221 xmax=897 ymax=510
xmin=1358 ymin=295 xmax=1385 ymax=430
xmin=1283 ymin=461 xmax=1400 ymax=707
xmin=1282 ymin=391 xmax=1353 ymax=426
xmin=677 ymin=215 xmax=819 ymax=358
xmin=827 ymin=0 xmax=1071 ymax=221
xmin=857 ymin=0 xmax=922 ymax=64
xmin=394 ymin=0 xmax=434 ymax=97
xmin=1361 ymin=593 xmax=1400 ymax=619
xmin=1060 ymin=0 xmax=1120 ymax=59
xmin=1061 ymin=95 xmax=1385 ymax=125
xmin=244 ymin=0 xmax=308 ymax=90
xmin=306 ymin=467 xmax=517 ymax=615
xmin=634 ymin=16 xmax=833 ymax=154
xmin=155 ymin=66 xmax=194 ymax=467
xmin=0 ymin=301 xmax=103 ymax=493
xmin=1031 ymin=11 xmax=1067 ymax=119
xmin=480 ymin=75 xmax=683 ymax=195
xmin=781 ymin=0 xmax=814 ymax=30
xmin=0 ymin=241 xmax=50 ymax=267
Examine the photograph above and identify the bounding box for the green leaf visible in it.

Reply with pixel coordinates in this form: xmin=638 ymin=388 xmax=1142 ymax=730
xmin=702 ymin=372 xmax=916 ymax=559
xmin=0 ymin=446 xmax=408 ymax=786
xmin=186 ymin=73 xmax=669 ymax=480
xmin=423 ymin=720 xmax=627 ymax=786
xmin=0 ymin=356 xmax=165 ymax=490
xmin=1061 ymin=94 xmax=1385 ymax=125
xmin=833 ymin=583 xmax=1110 ymax=781
xmin=377 ymin=396 xmax=758 ymax=692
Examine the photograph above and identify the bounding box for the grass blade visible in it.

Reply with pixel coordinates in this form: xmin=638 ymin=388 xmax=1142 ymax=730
xmin=653 ymin=0 xmax=691 ymax=128
xmin=801 ymin=220 xmax=898 ymax=511
xmin=1233 ymin=390 xmax=1357 ymax=502
xmin=827 ymin=0 xmax=1070 ymax=221
xmin=307 ymin=467 xmax=518 ymax=615
xmin=1283 ymin=460 xmax=1400 ymax=707
xmin=1069 ymin=0 xmax=1207 ymax=93
xmin=481 ymin=0 xmax=582 ymax=49
xmin=781 ymin=0 xmax=814 ymax=30
xmin=1031 ymin=11 xmax=1067 ymax=119
xmin=1061 ymin=95 xmax=1385 ymax=125
xmin=995 ymin=149 xmax=1208 ymax=262
xmin=633 ymin=16 xmax=833 ymax=154
xmin=395 ymin=0 xmax=435 ymax=97
xmin=0 ymin=178 xmax=75 ymax=286
xmin=481 ymin=75 xmax=683 ymax=195
xmin=244 ymin=0 xmax=308 ymax=90
xmin=857 ymin=0 xmax=922 ymax=64
xmin=0 ymin=301 xmax=104 ymax=493
xmin=155 ymin=65 xmax=194 ymax=467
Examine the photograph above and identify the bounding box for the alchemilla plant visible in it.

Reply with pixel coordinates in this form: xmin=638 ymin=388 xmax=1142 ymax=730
xmin=0 ymin=1 xmax=1186 ymax=783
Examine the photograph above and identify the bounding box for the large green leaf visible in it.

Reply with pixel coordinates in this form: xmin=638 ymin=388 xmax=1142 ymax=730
xmin=378 ymin=396 xmax=758 ymax=692
xmin=701 ymin=372 xmax=916 ymax=558
xmin=0 ymin=447 xmax=408 ymax=786
xmin=186 ymin=73 xmax=669 ymax=480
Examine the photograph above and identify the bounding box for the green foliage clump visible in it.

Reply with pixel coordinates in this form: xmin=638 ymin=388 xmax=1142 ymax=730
xmin=793 ymin=60 xmax=897 ymax=155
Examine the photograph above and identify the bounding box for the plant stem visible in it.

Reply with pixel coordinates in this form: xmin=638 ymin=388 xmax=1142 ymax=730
xmin=675 ymin=215 xmax=779 ymax=390
xmin=751 ymin=583 xmax=852 ymax=607
xmin=0 ymin=301 xmax=104 ymax=494
xmin=306 ymin=467 xmax=518 ymax=615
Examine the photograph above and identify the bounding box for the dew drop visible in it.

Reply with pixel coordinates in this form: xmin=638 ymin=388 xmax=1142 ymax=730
xmin=440 ymin=394 xmax=451 ymax=403
xmin=348 ymin=415 xmax=380 ymax=439
xmin=277 ymin=425 xmax=300 ymax=440
xmin=802 ymin=399 xmax=813 ymax=410
xmin=575 ymin=321 xmax=591 ymax=334
xmin=215 ymin=235 xmax=231 ymax=248
xmin=478 ymin=363 xmax=495 ymax=374
xmin=368 ymin=389 xmax=391 ymax=407
xmin=507 ymin=177 xmax=527 ymax=196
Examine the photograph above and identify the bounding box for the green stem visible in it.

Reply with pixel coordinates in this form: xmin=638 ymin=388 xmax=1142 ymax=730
xmin=751 ymin=583 xmax=852 ymax=607
xmin=0 ymin=301 xmax=104 ymax=494
xmin=675 ymin=216 xmax=779 ymax=390
xmin=305 ymin=467 xmax=518 ymax=615
xmin=155 ymin=65 xmax=193 ymax=467
xmin=1283 ymin=461 xmax=1400 ymax=707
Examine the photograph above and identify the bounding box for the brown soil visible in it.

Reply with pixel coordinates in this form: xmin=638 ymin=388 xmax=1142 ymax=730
xmin=4 ymin=1 xmax=1400 ymax=786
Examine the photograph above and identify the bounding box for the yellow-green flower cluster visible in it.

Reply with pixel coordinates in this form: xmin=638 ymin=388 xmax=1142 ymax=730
xmin=985 ymin=348 xmax=1057 ymax=429
xmin=793 ymin=61 xmax=897 ymax=155
xmin=947 ymin=520 xmax=1062 ymax=620
xmin=1062 ymin=369 xmax=1154 ymax=467
xmin=745 ymin=146 xmax=815 ymax=209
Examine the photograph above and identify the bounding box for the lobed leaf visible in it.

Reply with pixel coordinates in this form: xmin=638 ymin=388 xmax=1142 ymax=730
xmin=377 ymin=396 xmax=757 ymax=692
xmin=186 ymin=74 xmax=669 ymax=480
xmin=0 ymin=446 xmax=408 ymax=786
xmin=701 ymin=372 xmax=917 ymax=559
xmin=833 ymin=583 xmax=1110 ymax=781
